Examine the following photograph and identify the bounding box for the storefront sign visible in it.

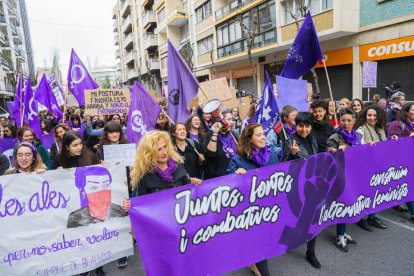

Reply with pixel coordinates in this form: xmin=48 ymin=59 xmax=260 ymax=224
xmin=315 ymin=48 xmax=353 ymax=68
xmin=231 ymin=66 xmax=255 ymax=79
xmin=360 ymin=35 xmax=414 ymax=61
xmin=211 ymin=71 xmax=230 ymax=80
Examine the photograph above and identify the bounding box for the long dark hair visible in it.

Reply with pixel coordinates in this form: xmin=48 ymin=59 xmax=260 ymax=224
xmin=184 ymin=114 xmax=205 ymax=139
xmin=99 ymin=121 xmax=128 ymax=146
xmin=236 ymin=123 xmax=262 ymax=159
xmin=59 ymin=130 xmax=100 ymax=168
xmin=356 ymin=104 xmax=387 ymax=129
xmin=398 ymin=103 xmax=414 ymax=122
xmin=4 ymin=122 xmax=17 ymax=138
xmin=53 ymin=123 xmax=70 ymax=140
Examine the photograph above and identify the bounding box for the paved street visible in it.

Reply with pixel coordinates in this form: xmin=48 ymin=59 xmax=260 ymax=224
xmin=99 ymin=208 xmax=414 ymax=276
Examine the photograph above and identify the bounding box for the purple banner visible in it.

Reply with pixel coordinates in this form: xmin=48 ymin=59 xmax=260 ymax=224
xmin=41 ymin=132 xmax=55 ymax=151
xmin=129 ymin=138 xmax=414 ymax=276
xmin=0 ymin=138 xmax=18 ymax=164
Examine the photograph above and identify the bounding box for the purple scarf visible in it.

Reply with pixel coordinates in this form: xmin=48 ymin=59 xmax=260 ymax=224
xmin=252 ymin=147 xmax=270 ymax=167
xmin=338 ymin=126 xmax=361 ymax=146
xmin=188 ymin=132 xmax=199 ymax=141
xmin=154 ymin=158 xmax=177 ymax=182
xmin=283 ymin=123 xmax=296 ymax=137
xmin=405 ymin=120 xmax=414 ymax=131
xmin=218 ymin=133 xmax=237 ymax=159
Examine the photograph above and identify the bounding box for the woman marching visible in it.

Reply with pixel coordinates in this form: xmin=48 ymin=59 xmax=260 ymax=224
xmin=6 ymin=142 xmax=47 ymax=174
xmin=227 ymin=123 xmax=279 ymax=276
xmin=283 ymin=112 xmax=322 ymax=268
xmin=17 ymin=127 xmax=52 ymax=170
xmin=327 ymin=108 xmax=360 ymax=252
xmin=355 ymin=105 xmax=388 ymax=231
xmin=121 ymin=130 xmax=201 ymax=204
xmin=50 ymin=123 xmax=70 ymax=169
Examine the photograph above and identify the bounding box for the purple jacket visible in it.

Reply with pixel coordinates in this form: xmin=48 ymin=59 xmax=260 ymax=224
xmin=387 ymin=120 xmax=414 ymax=138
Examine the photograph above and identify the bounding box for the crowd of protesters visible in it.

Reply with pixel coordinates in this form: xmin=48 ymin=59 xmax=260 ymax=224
xmin=0 ymin=82 xmax=413 ymax=276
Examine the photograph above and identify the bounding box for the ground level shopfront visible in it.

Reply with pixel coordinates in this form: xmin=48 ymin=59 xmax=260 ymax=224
xmin=206 ymin=24 xmax=414 ymax=102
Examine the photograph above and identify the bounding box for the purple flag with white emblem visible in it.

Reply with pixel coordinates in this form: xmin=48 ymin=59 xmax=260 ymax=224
xmin=35 ymin=74 xmax=63 ymax=121
xmin=67 ymin=49 xmax=98 ymax=106
xmin=167 ymin=40 xmax=199 ymax=123
xmin=126 ymin=81 xmax=161 ymax=144
xmin=24 ymin=77 xmax=42 ymax=138
xmin=281 ymin=12 xmax=323 ymax=79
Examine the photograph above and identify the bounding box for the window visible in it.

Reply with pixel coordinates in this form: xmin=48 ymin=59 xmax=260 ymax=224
xmin=282 ymin=0 xmax=333 ymax=25
xmin=197 ymin=36 xmax=213 ymax=55
xmin=195 ymin=1 xmax=212 ymax=23
xmin=258 ymin=2 xmax=276 ymax=32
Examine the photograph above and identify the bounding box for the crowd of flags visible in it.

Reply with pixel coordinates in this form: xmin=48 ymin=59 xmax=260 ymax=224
xmin=8 ymin=12 xmax=323 ymax=145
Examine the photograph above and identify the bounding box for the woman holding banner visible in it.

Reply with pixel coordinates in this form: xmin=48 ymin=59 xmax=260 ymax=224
xmin=227 ymin=123 xmax=278 ymax=276
xmin=283 ymin=112 xmax=321 ymax=269
xmin=50 ymin=123 xmax=70 ymax=169
xmin=354 ymin=105 xmax=388 ymax=231
xmin=387 ymin=103 xmax=414 ymax=223
xmin=327 ymin=108 xmax=360 ymax=252
xmin=58 ymin=130 xmax=104 ymax=276
xmin=6 ymin=141 xmax=46 ymax=174
xmin=17 ymin=127 xmax=52 ymax=170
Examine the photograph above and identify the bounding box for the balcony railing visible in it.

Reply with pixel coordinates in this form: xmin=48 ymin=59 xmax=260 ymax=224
xmin=0 ymin=55 xmax=11 ymax=68
xmin=143 ymin=11 xmax=156 ymax=28
xmin=0 ymin=16 xmax=6 ymax=23
xmin=113 ymin=21 xmax=118 ymax=32
xmin=123 ymin=33 xmax=133 ymax=49
xmin=5 ymin=84 xmax=13 ymax=92
xmin=147 ymin=58 xmax=160 ymax=70
xmin=144 ymin=33 xmax=158 ymax=50
xmin=120 ymin=0 xmax=131 ymax=17
xmin=115 ymin=49 xmax=120 ymax=59
xmin=114 ymin=34 xmax=119 ymax=45
xmin=127 ymin=69 xmax=136 ymax=80
xmin=215 ymin=0 xmax=252 ymax=20
xmin=122 ymin=15 xmax=132 ymax=33
xmin=125 ymin=50 xmax=135 ymax=64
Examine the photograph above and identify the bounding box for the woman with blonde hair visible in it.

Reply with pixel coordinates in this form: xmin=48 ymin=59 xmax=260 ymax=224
xmin=123 ymin=131 xmax=200 ymax=209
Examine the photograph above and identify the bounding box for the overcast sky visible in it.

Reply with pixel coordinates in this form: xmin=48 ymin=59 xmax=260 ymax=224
xmin=26 ymin=0 xmax=116 ymax=77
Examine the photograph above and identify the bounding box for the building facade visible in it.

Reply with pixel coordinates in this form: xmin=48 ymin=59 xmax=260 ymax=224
xmin=0 ymin=0 xmax=34 ymax=110
xmin=90 ymin=65 xmax=122 ymax=88
xmin=113 ymin=0 xmax=414 ymax=101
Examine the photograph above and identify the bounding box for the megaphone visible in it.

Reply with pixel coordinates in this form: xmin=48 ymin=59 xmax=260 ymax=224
xmin=202 ymin=99 xmax=229 ymax=131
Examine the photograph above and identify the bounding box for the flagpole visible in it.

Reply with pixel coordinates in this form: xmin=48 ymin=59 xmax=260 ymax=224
xmin=19 ymin=73 xmax=25 ymax=127
xmin=322 ymin=59 xmax=338 ymax=124
xmin=62 ymin=81 xmax=68 ymax=123
xmin=161 ymin=109 xmax=175 ymax=125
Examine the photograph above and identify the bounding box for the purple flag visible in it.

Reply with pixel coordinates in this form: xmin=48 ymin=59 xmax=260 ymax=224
xmin=11 ymin=74 xmax=25 ymax=126
xmin=254 ymin=72 xmax=282 ymax=135
xmin=6 ymin=101 xmax=14 ymax=115
xmin=24 ymin=77 xmax=42 ymax=138
xmin=67 ymin=49 xmax=98 ymax=106
xmin=126 ymin=81 xmax=161 ymax=143
xmin=35 ymin=74 xmax=63 ymax=120
xmin=281 ymin=12 xmax=323 ymax=79
xmin=0 ymin=137 xmax=18 ymax=164
xmin=41 ymin=131 xmax=55 ymax=150
xmin=129 ymin=137 xmax=414 ymax=275
xmin=167 ymin=40 xmax=199 ymax=123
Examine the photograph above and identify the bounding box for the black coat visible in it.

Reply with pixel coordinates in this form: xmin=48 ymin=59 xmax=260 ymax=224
xmin=284 ymin=133 xmax=319 ymax=161
xmin=311 ymin=123 xmax=333 ymax=153
xmin=136 ymin=164 xmax=190 ymax=196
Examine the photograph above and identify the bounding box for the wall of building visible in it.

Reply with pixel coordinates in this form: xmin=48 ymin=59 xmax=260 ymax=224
xmin=360 ymin=0 xmax=414 ymax=26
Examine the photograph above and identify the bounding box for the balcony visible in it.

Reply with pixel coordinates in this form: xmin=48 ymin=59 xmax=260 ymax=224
xmin=147 ymin=58 xmax=160 ymax=70
xmin=120 ymin=0 xmax=131 ymax=18
xmin=123 ymin=33 xmax=133 ymax=49
xmin=215 ymin=0 xmax=253 ymax=21
xmin=112 ymin=5 xmax=118 ymax=19
xmin=5 ymin=84 xmax=13 ymax=93
xmin=159 ymin=42 xmax=167 ymax=54
xmin=142 ymin=0 xmax=154 ymax=9
xmin=122 ymin=15 xmax=132 ymax=34
xmin=113 ymin=21 xmax=118 ymax=32
xmin=0 ymin=32 xmax=5 ymax=46
xmin=167 ymin=5 xmax=187 ymax=26
xmin=124 ymin=50 xmax=135 ymax=65
xmin=115 ymin=49 xmax=120 ymax=59
xmin=157 ymin=17 xmax=167 ymax=33
xmin=144 ymin=33 xmax=158 ymax=50
xmin=143 ymin=10 xmax=156 ymax=30
xmin=0 ymin=55 xmax=11 ymax=69
xmin=114 ymin=34 xmax=119 ymax=45
xmin=0 ymin=15 xmax=6 ymax=24
xmin=127 ymin=69 xmax=136 ymax=80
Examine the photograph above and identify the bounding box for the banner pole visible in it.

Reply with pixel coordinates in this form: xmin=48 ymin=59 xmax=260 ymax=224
xmin=62 ymin=82 xmax=68 ymax=123
xmin=161 ymin=109 xmax=175 ymax=125
xmin=19 ymin=73 xmax=25 ymax=127
xmin=322 ymin=59 xmax=338 ymax=124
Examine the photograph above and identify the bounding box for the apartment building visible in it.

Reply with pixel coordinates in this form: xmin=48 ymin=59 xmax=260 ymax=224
xmin=114 ymin=0 xmax=414 ymax=100
xmin=0 ymin=0 xmax=33 ymax=110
